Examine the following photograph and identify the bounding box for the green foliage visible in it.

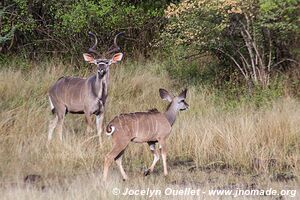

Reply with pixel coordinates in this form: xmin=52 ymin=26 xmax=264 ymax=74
xmin=161 ymin=0 xmax=300 ymax=88
xmin=164 ymin=48 xmax=226 ymax=86
xmin=260 ymin=0 xmax=299 ymax=32
xmin=1 ymin=0 xmax=173 ymax=56
xmin=210 ymin=76 xmax=285 ymax=111
xmin=0 ymin=27 xmax=15 ymax=45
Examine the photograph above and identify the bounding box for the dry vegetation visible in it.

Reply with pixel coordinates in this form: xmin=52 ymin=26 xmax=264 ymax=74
xmin=0 ymin=60 xmax=299 ymax=199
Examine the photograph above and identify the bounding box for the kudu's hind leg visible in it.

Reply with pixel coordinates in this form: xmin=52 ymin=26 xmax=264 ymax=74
xmin=115 ymin=152 xmax=128 ymax=181
xmin=48 ymin=101 xmax=65 ymax=141
xmin=48 ymin=115 xmax=58 ymax=141
xmin=144 ymin=142 xmax=160 ymax=176
xmin=54 ymin=106 xmax=66 ymax=141
xmin=103 ymin=139 xmax=130 ymax=182
xmin=57 ymin=114 xmax=65 ymax=141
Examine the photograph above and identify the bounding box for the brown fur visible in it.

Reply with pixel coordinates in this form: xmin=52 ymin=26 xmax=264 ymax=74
xmin=103 ymin=88 xmax=189 ymax=181
xmin=47 ymin=33 xmax=123 ymax=143
xmin=48 ymin=73 xmax=108 ymax=142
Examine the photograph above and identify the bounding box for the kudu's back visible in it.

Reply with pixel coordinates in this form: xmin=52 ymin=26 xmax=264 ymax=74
xmin=49 ymin=76 xmax=89 ymax=113
xmin=106 ymin=110 xmax=171 ymax=143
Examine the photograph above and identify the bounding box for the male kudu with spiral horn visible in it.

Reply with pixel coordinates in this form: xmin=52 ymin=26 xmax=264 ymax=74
xmin=48 ymin=32 xmax=124 ymax=143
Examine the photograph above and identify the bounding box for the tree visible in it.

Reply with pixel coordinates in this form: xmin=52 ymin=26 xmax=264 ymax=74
xmin=1 ymin=0 xmax=173 ymax=56
xmin=162 ymin=0 xmax=299 ymax=89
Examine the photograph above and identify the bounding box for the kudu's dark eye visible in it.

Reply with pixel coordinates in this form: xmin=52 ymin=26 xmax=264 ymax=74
xmin=96 ymin=60 xmax=109 ymax=66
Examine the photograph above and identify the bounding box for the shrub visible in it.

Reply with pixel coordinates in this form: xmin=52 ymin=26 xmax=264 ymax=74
xmin=1 ymin=0 xmax=173 ymax=57
xmin=161 ymin=0 xmax=300 ymax=88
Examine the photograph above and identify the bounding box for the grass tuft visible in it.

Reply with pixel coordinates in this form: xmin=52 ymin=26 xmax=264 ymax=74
xmin=0 ymin=60 xmax=299 ymax=199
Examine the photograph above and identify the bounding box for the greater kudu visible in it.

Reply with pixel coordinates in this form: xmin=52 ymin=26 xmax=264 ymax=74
xmin=48 ymin=32 xmax=123 ymax=143
xmin=103 ymin=88 xmax=189 ymax=181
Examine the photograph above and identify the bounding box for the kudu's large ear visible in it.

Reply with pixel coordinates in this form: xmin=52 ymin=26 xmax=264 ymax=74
xmin=159 ymin=88 xmax=173 ymax=102
xmin=110 ymin=53 xmax=123 ymax=64
xmin=178 ymin=88 xmax=188 ymax=99
xmin=83 ymin=53 xmax=95 ymax=64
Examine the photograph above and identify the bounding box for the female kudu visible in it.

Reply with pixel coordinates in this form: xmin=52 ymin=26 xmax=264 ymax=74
xmin=103 ymin=88 xmax=189 ymax=181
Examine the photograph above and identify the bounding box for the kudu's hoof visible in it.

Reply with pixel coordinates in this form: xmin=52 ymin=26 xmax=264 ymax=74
xmin=144 ymin=169 xmax=151 ymax=176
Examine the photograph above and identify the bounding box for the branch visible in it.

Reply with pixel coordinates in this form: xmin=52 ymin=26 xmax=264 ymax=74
xmin=240 ymin=30 xmax=257 ymax=82
xmin=214 ymin=48 xmax=248 ymax=79
xmin=181 ymin=52 xmax=207 ymax=60
xmin=239 ymin=21 xmax=264 ymax=69
xmin=237 ymin=50 xmax=250 ymax=70
xmin=239 ymin=56 xmax=249 ymax=77
xmin=272 ymin=59 xmax=300 ymax=68
xmin=267 ymin=30 xmax=272 ymax=71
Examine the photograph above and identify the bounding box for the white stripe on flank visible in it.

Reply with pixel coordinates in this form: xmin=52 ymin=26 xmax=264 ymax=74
xmin=106 ymin=126 xmax=115 ymax=136
xmin=48 ymin=96 xmax=54 ymax=110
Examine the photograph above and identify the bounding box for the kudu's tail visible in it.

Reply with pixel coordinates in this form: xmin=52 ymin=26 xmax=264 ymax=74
xmin=48 ymin=96 xmax=56 ymax=114
xmin=106 ymin=124 xmax=115 ymax=136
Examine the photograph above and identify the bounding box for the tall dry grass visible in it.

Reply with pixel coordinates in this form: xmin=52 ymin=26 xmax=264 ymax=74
xmin=0 ymin=60 xmax=299 ymax=199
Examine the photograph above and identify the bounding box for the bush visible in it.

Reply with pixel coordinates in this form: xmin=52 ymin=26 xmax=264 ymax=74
xmin=1 ymin=0 xmax=173 ymax=57
xmin=161 ymin=0 xmax=300 ymax=88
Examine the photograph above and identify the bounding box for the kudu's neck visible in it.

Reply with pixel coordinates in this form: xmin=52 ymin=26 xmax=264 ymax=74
xmin=93 ymin=71 xmax=109 ymax=98
xmin=164 ymin=103 xmax=178 ymax=126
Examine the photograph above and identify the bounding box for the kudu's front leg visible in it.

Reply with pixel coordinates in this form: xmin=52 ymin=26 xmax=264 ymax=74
xmin=85 ymin=113 xmax=94 ymax=134
xmin=159 ymin=139 xmax=168 ymax=176
xmin=95 ymin=101 xmax=105 ymax=145
xmin=96 ymin=112 xmax=104 ymax=144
